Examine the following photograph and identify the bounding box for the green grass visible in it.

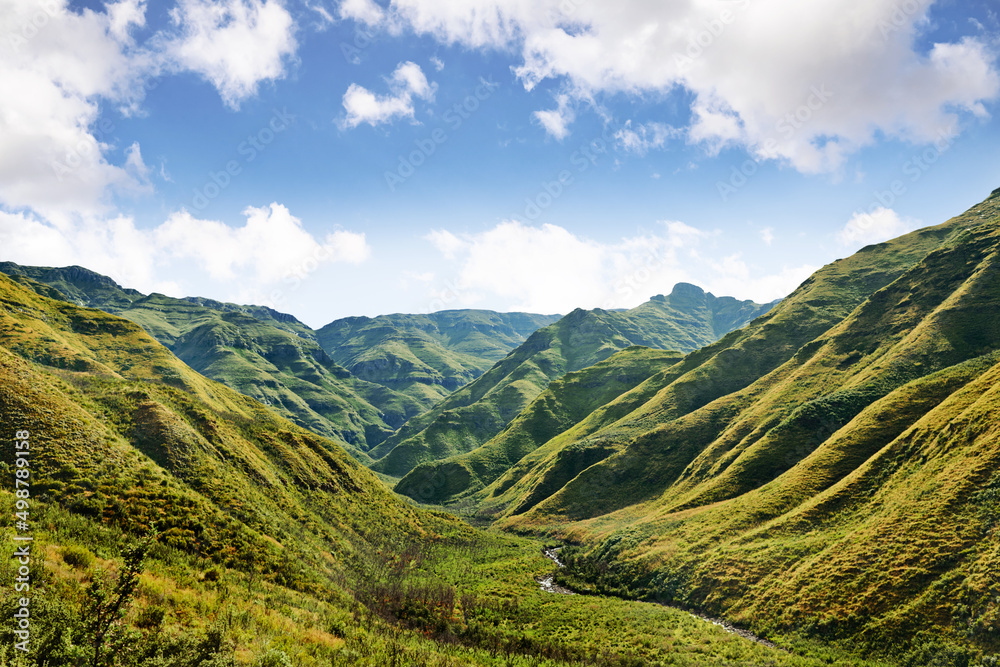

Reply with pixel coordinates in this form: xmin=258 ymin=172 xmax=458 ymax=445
xmin=316 ymin=310 xmax=561 ymax=406
xmin=395 ymin=347 xmax=683 ymax=505
xmin=371 ymin=286 xmax=775 ymax=478
xmin=0 ymin=270 xmax=900 ymax=667
xmin=467 ymin=190 xmax=1000 ymax=665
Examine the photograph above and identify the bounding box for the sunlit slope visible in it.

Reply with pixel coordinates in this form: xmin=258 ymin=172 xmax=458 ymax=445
xmin=316 ymin=310 xmax=560 ymax=408
xmin=494 ymin=189 xmax=1000 ymax=656
xmin=394 ymin=346 xmax=683 ymax=504
xmin=474 ymin=197 xmax=986 ymax=525
xmin=0 ymin=272 xmax=458 ymax=586
xmin=371 ymin=286 xmax=775 ymax=477
xmin=0 ymin=264 xmax=424 ymax=456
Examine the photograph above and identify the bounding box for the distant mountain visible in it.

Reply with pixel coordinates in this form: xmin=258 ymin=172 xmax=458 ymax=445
xmin=0 ymin=263 xmax=561 ymax=458
xmin=371 ymin=286 xmax=777 ymax=478
xmin=0 ymin=270 xmax=442 ymax=578
xmin=316 ymin=310 xmax=560 ymax=409
xmin=461 ymin=187 xmax=1000 ymax=658
xmin=395 ymin=345 xmax=684 ymax=504
xmin=0 ymin=264 xmax=413 ymax=457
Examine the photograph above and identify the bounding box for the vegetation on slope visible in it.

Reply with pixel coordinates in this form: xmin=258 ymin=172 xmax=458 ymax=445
xmin=371 ymin=285 xmax=775 ymax=478
xmin=0 ymin=264 xmax=563 ymax=458
xmin=395 ymin=347 xmax=683 ymax=505
xmin=316 ymin=310 xmax=559 ymax=408
xmin=0 ymin=272 xmax=880 ymax=666
xmin=474 ymin=189 xmax=1000 ymax=664
xmin=0 ymin=264 xmax=424 ymax=457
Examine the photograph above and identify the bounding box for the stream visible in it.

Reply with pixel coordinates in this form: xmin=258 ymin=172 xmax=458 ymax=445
xmin=538 ymin=547 xmax=786 ymax=652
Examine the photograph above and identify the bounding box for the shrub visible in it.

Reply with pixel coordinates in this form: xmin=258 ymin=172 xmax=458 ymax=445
xmin=255 ymin=648 xmax=292 ymax=667
xmin=135 ymin=605 xmax=166 ymax=630
xmin=62 ymin=544 xmax=95 ymax=570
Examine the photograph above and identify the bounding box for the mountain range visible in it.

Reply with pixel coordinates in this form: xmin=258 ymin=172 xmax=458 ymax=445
xmin=0 ymin=262 xmax=558 ymax=462
xmin=2 ymin=187 xmax=999 ymax=665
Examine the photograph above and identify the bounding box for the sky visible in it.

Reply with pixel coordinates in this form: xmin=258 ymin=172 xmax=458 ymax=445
xmin=1 ymin=0 xmax=998 ymax=328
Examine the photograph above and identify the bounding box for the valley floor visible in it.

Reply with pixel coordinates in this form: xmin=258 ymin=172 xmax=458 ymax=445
xmin=1 ymin=494 xmax=902 ymax=667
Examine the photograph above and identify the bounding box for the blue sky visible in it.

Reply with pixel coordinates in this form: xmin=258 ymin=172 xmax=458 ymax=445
xmin=1 ymin=0 xmax=998 ymax=327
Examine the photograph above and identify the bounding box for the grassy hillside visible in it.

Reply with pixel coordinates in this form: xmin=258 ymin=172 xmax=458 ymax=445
xmin=371 ymin=286 xmax=775 ymax=478
xmin=316 ymin=310 xmax=559 ymax=408
xmin=0 ymin=264 xmax=426 ymax=457
xmin=395 ymin=347 xmax=683 ymax=505
xmin=478 ymin=188 xmax=1000 ymax=664
xmin=0 ymin=272 xmax=883 ymax=667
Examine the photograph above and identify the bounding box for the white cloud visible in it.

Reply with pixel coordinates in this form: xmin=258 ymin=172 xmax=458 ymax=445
xmin=760 ymin=227 xmax=775 ymax=245
xmin=338 ymin=0 xmax=384 ymax=26
xmin=0 ymin=210 xmax=166 ymax=293
xmin=341 ymin=61 xmax=436 ymax=128
xmin=164 ymin=0 xmax=298 ymax=109
xmin=0 ymin=0 xmax=303 ymax=221
xmin=838 ymin=207 xmax=916 ymax=247
xmin=615 ymin=121 xmax=681 ymax=155
xmin=533 ymin=94 xmax=575 ymax=140
xmin=156 ymin=203 xmax=370 ymax=281
xmin=107 ymin=0 xmax=146 ymax=41
xmin=424 ymin=229 xmax=466 ymax=259
xmin=0 ymin=0 xmax=153 ymax=221
xmin=372 ymin=0 xmax=1000 ymax=173
xmin=0 ymin=203 xmax=370 ymax=301
xmin=423 ymin=219 xmax=808 ymax=313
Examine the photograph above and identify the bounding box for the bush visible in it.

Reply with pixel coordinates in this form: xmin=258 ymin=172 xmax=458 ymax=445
xmin=62 ymin=544 xmax=95 ymax=570
xmin=136 ymin=605 xmax=166 ymax=630
xmin=255 ymin=648 xmax=292 ymax=667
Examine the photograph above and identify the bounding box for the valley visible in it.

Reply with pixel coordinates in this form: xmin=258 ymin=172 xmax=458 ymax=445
xmin=2 ymin=188 xmax=999 ymax=666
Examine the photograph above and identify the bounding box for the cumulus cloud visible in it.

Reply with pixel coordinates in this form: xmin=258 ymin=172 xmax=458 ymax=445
xmin=163 ymin=0 xmax=298 ymax=109
xmin=0 ymin=0 xmax=154 ymax=220
xmin=341 ymin=61 xmax=436 ymax=128
xmin=369 ymin=0 xmax=1000 ymax=172
xmin=0 ymin=203 xmax=369 ymax=301
xmin=156 ymin=203 xmax=370 ymax=282
xmin=424 ymin=229 xmax=466 ymax=259
xmin=838 ymin=207 xmax=916 ymax=247
xmin=338 ymin=0 xmax=384 ymax=26
xmin=0 ymin=0 xmax=303 ymax=220
xmin=422 ymin=219 xmax=811 ymax=313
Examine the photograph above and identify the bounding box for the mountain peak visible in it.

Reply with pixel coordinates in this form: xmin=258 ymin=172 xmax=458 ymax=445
xmin=669 ymin=282 xmax=708 ymax=299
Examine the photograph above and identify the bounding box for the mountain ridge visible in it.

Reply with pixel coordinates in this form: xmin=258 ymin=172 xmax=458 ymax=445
xmin=459 ymin=188 xmax=1000 ymax=660
xmin=372 ymin=286 xmax=777 ymax=479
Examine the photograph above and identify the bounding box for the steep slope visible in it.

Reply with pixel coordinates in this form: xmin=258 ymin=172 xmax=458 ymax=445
xmin=371 ymin=287 xmax=776 ymax=477
xmin=0 ymin=264 xmax=424 ymax=456
xmin=316 ymin=310 xmax=559 ymax=408
xmin=395 ymin=346 xmax=683 ymax=504
xmin=489 ymin=188 xmax=1000 ymax=660
xmin=0 ymin=272 xmax=875 ymax=667
xmin=0 ymin=272 xmax=445 ymax=584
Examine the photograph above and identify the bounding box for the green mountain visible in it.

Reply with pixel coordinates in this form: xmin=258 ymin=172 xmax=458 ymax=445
xmin=0 ymin=263 xmax=422 ymax=458
xmin=316 ymin=310 xmax=560 ymax=408
xmin=0 ymin=264 xmax=562 ymax=459
xmin=371 ymin=286 xmax=777 ymax=478
xmin=462 ymin=188 xmax=1000 ymax=661
xmin=395 ymin=345 xmax=684 ymax=505
xmin=0 ymin=272 xmax=877 ymax=667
